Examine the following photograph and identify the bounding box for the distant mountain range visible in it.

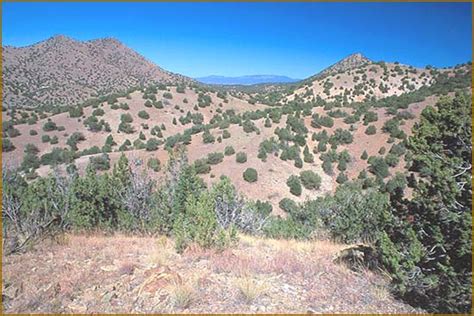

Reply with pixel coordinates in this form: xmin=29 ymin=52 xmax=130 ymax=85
xmin=195 ymin=75 xmax=300 ymax=86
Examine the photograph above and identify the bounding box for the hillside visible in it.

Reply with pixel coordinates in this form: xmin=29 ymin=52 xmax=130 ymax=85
xmin=2 ymin=233 xmax=421 ymax=313
xmin=2 ymin=53 xmax=471 ymax=213
xmin=317 ymin=52 xmax=372 ymax=77
xmin=2 ymin=36 xmax=472 ymax=314
xmin=2 ymin=35 xmax=190 ymax=108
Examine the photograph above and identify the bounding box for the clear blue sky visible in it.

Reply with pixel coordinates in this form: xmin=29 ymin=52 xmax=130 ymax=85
xmin=2 ymin=2 xmax=472 ymax=78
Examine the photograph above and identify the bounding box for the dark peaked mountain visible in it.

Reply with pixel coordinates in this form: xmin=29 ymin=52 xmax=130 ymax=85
xmin=2 ymin=35 xmax=191 ymax=108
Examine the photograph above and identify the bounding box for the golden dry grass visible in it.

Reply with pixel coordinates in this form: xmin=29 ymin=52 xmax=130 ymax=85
xmin=2 ymin=233 xmax=423 ymax=313
xmin=234 ymin=276 xmax=268 ymax=303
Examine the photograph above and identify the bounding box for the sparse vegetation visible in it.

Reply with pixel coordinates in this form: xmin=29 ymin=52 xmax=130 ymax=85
xmin=2 ymin=31 xmax=472 ymax=315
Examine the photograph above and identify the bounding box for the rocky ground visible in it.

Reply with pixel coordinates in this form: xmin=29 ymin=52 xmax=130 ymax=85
xmin=2 ymin=233 xmax=424 ymax=313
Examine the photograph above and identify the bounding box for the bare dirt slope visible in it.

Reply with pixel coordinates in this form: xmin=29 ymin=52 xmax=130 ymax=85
xmin=2 ymin=234 xmax=423 ymax=314
xmin=0 ymin=85 xmax=445 ymax=214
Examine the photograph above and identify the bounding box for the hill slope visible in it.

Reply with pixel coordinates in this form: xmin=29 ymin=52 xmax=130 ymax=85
xmin=318 ymin=53 xmax=372 ymax=77
xmin=2 ymin=37 xmax=471 ymax=213
xmin=2 ymin=35 xmax=190 ymax=108
xmin=2 ymin=233 xmax=422 ymax=313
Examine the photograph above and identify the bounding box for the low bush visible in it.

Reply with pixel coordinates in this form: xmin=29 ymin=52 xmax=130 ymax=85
xmin=243 ymin=168 xmax=258 ymax=183
xmin=147 ymin=158 xmax=161 ymax=172
xmin=207 ymin=152 xmax=224 ymax=165
xmin=236 ymin=152 xmax=247 ymax=163
xmin=286 ymin=175 xmax=302 ymax=196
xmin=138 ymin=110 xmax=150 ymax=120
xmin=194 ymin=159 xmax=211 ymax=174
xmin=299 ymin=170 xmax=321 ymax=190
xmin=224 ymin=146 xmax=235 ymax=156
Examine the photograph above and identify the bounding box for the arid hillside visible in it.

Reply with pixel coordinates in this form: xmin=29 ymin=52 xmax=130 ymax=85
xmin=289 ymin=62 xmax=435 ymax=103
xmin=2 ymin=35 xmax=190 ymax=108
xmin=2 ymin=32 xmax=472 ymax=315
xmin=3 ymin=59 xmax=471 ymax=213
xmin=2 ymin=233 xmax=422 ymax=313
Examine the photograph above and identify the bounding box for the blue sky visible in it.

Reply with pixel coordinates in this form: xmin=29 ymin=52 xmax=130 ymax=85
xmin=2 ymin=2 xmax=472 ymax=78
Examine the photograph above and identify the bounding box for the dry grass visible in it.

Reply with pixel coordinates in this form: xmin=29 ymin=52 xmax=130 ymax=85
xmin=2 ymin=233 xmax=422 ymax=313
xmin=146 ymin=235 xmax=175 ymax=267
xmin=118 ymin=261 xmax=136 ymax=275
xmin=167 ymin=277 xmax=196 ymax=309
xmin=234 ymin=276 xmax=268 ymax=304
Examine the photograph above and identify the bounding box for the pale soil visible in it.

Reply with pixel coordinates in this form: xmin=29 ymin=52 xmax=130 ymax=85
xmin=286 ymin=63 xmax=466 ymax=104
xmin=2 ymin=234 xmax=424 ymax=314
xmin=2 ymin=85 xmax=439 ymax=213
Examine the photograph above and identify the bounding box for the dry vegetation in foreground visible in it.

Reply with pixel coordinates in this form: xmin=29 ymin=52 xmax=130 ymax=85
xmin=2 ymin=233 xmax=423 ymax=313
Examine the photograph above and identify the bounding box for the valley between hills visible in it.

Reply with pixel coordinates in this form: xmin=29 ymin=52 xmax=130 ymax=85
xmin=2 ymin=35 xmax=472 ymax=313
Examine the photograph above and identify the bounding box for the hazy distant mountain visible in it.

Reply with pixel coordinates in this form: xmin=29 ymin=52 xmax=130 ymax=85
xmin=195 ymin=75 xmax=300 ymax=85
xmin=2 ymin=35 xmax=191 ymax=108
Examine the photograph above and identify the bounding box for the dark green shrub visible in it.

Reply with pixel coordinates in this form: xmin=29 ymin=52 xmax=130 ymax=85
xmin=300 ymin=170 xmax=321 ymax=190
xmin=242 ymin=119 xmax=258 ymax=133
xmin=337 ymin=159 xmax=347 ymax=171
xmin=40 ymin=148 xmax=74 ymax=166
xmin=69 ymin=106 xmax=84 ymax=118
xmin=363 ymin=111 xmax=378 ymax=125
xmin=287 ymin=175 xmax=302 ymax=196
xmin=207 ymin=152 xmax=224 ymax=165
xmin=236 ymin=152 xmax=247 ymax=163
xmin=368 ymin=156 xmax=389 ymax=178
xmin=294 ymin=157 xmax=303 ymax=168
xmin=2 ymin=138 xmax=15 ymax=152
xmin=89 ymin=153 xmax=110 ymax=171
xmin=202 ymin=130 xmax=215 ymax=144
xmin=42 ymin=120 xmax=57 ymax=132
xmin=66 ymin=132 xmax=86 ymax=151
xmin=263 ymin=216 xmax=312 ymax=239
xmin=322 ymin=159 xmax=333 ymax=175
xmin=138 ymin=110 xmax=150 ymax=120
xmin=92 ymin=108 xmax=105 ymax=116
xmin=365 ymin=125 xmax=377 ymax=135
xmin=384 ymin=153 xmax=399 ymax=167
xmin=41 ymin=135 xmax=51 ymax=143
xmin=193 ymin=158 xmax=211 ymax=174
xmin=50 ymin=136 xmax=59 ymax=144
xmin=379 ymin=94 xmax=472 ymax=313
xmin=224 ymin=146 xmax=235 ymax=156
xmin=121 ymin=113 xmax=133 ymax=123
xmin=278 ymin=198 xmax=299 ymax=214
xmin=118 ymin=122 xmax=134 ymax=134
xmin=147 ymin=158 xmax=161 ymax=172
xmin=243 ymin=168 xmax=258 ymax=182
xmin=145 ymin=138 xmax=160 ymax=151
xmin=336 ymin=172 xmax=348 ymax=184
xmin=303 ymin=145 xmax=314 ymax=163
